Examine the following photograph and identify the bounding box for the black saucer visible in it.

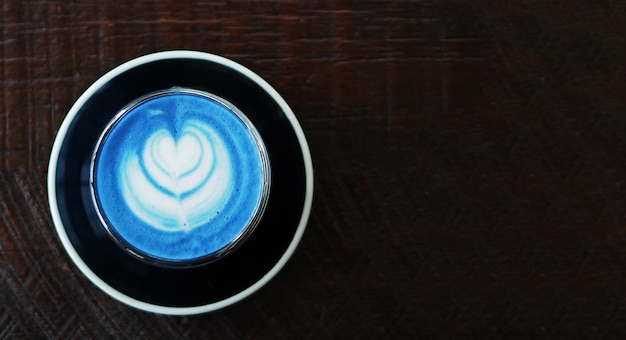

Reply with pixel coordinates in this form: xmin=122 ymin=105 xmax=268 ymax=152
xmin=47 ymin=51 xmax=313 ymax=314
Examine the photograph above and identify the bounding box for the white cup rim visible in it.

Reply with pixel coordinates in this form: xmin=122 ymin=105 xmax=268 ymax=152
xmin=47 ymin=50 xmax=314 ymax=315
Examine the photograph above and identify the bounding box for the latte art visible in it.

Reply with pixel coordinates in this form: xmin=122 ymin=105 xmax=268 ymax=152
xmin=92 ymin=90 xmax=269 ymax=263
xmin=121 ymin=120 xmax=232 ymax=232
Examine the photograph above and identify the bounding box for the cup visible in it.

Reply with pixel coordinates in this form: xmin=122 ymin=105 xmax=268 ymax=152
xmin=91 ymin=88 xmax=271 ymax=266
xmin=48 ymin=51 xmax=313 ymax=314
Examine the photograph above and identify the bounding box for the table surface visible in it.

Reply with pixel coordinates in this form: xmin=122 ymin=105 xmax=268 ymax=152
xmin=2 ymin=1 xmax=626 ymax=337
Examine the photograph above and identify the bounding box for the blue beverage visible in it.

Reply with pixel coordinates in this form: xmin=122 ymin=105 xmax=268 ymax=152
xmin=91 ymin=89 xmax=269 ymax=263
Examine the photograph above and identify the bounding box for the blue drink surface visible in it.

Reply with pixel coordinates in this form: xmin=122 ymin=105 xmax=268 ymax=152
xmin=92 ymin=90 xmax=267 ymax=262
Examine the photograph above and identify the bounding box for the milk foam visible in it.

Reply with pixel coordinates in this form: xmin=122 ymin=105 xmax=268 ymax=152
xmin=92 ymin=90 xmax=267 ymax=262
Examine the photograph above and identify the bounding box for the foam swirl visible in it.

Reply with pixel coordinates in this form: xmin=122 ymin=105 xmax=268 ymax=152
xmin=120 ymin=120 xmax=232 ymax=232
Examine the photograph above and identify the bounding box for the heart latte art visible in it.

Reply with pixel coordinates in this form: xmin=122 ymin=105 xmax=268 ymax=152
xmin=121 ymin=121 xmax=231 ymax=232
xmin=92 ymin=91 xmax=268 ymax=262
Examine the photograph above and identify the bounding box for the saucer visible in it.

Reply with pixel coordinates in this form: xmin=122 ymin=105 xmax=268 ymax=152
xmin=47 ymin=51 xmax=313 ymax=315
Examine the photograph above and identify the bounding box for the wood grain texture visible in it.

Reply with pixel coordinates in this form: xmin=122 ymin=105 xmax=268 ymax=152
xmin=1 ymin=0 xmax=626 ymax=337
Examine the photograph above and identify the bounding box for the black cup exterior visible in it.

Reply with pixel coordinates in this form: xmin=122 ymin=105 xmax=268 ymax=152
xmin=50 ymin=53 xmax=310 ymax=310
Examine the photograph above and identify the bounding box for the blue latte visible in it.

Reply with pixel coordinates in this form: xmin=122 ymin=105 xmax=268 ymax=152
xmin=92 ymin=89 xmax=268 ymax=262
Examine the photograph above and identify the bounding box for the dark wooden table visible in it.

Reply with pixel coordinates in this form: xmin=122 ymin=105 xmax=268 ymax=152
xmin=2 ymin=1 xmax=626 ymax=337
